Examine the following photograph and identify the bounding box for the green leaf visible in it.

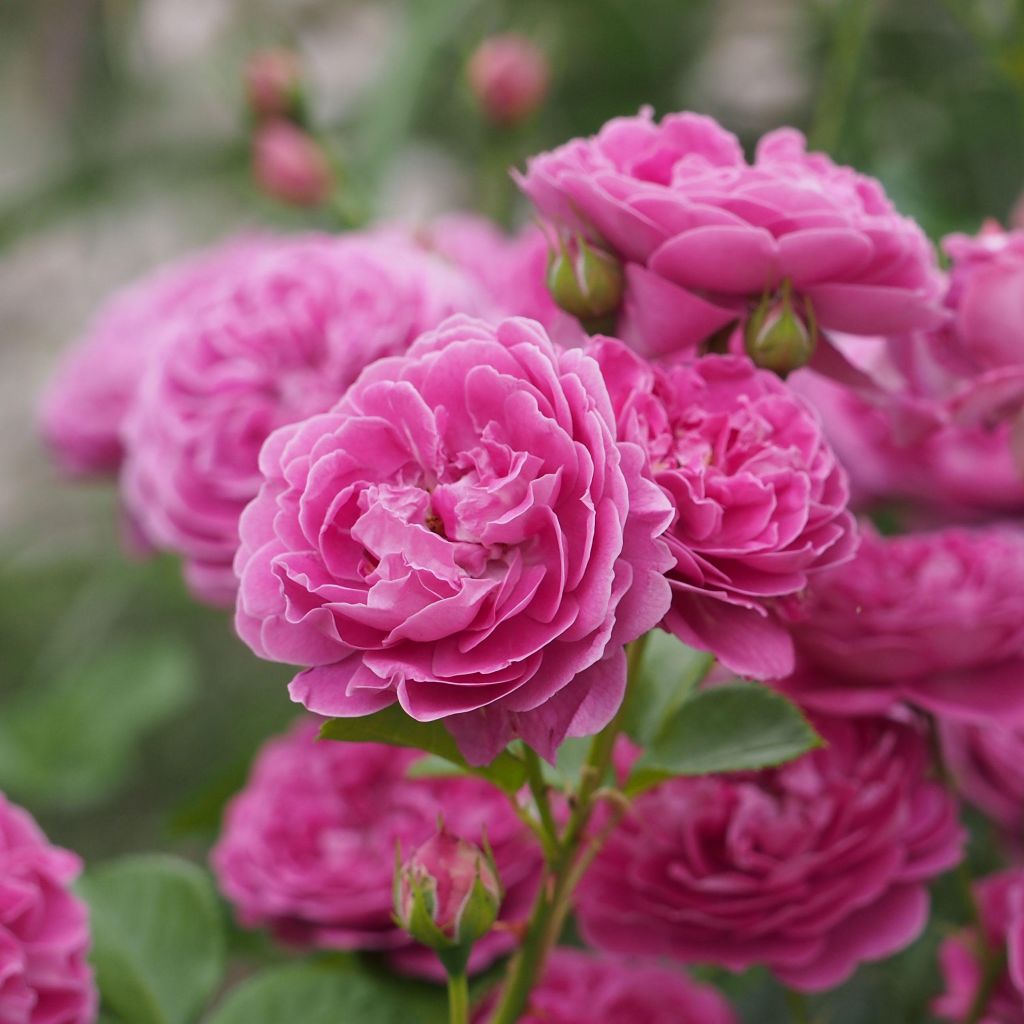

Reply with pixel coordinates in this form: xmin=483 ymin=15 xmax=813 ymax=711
xmin=0 ymin=642 xmax=196 ymax=809
xmin=622 ymin=631 xmax=715 ymax=747
xmin=627 ymin=684 xmax=822 ymax=795
xmin=204 ymin=962 xmax=446 ymax=1024
xmin=78 ymin=854 xmax=225 ymax=1024
xmin=320 ymin=705 xmax=526 ymax=794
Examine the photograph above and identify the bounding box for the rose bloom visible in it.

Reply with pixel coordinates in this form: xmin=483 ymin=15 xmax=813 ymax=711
xmin=783 ymin=524 xmax=1024 ymax=723
xmin=942 ymin=721 xmax=1024 ymax=840
xmin=516 ymin=108 xmax=943 ymax=360
xmin=234 ymin=316 xmax=673 ymax=764
xmin=211 ymin=719 xmax=541 ymax=979
xmin=418 ymin=214 xmax=584 ymax=345
xmin=576 ymin=713 xmax=964 ymax=992
xmin=0 ymin=793 xmax=96 ymax=1024
xmin=935 ymin=870 xmax=1024 ymax=1024
xmin=591 ymin=339 xmax=856 ymax=678
xmin=38 ymin=237 xmax=261 ymax=476
xmin=123 ymin=233 xmax=482 ymax=606
xmin=473 ymin=949 xmax=736 ymax=1024
xmin=790 ymin=369 xmax=1024 ymax=520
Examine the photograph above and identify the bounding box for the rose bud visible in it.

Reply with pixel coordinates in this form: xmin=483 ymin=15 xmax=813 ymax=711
xmin=252 ymin=119 xmax=333 ymax=207
xmin=546 ymin=236 xmax=624 ymax=322
xmin=744 ymin=279 xmax=817 ymax=374
xmin=467 ymin=33 xmax=549 ymax=125
xmin=394 ymin=827 xmax=502 ymax=974
xmin=245 ymin=48 xmax=303 ymax=119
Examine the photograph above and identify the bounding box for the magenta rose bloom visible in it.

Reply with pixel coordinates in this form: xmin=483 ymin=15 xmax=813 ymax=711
xmin=935 ymin=870 xmax=1024 ymax=1024
xmin=791 ymin=369 xmax=1024 ymax=519
xmin=474 ymin=949 xmax=736 ymax=1024
xmin=0 ymin=793 xmax=96 ymax=1024
xmin=575 ymin=713 xmax=963 ymax=992
xmin=784 ymin=524 xmax=1024 ymax=723
xmin=211 ymin=719 xmax=541 ymax=979
xmin=941 ymin=224 xmax=1024 ymax=430
xmin=38 ymin=238 xmax=261 ymax=477
xmin=234 ymin=315 xmax=673 ymax=763
xmin=942 ymin=721 xmax=1024 ymax=840
xmin=516 ymin=108 xmax=943 ymax=360
xmin=123 ymin=233 xmax=482 ymax=606
xmin=591 ymin=339 xmax=856 ymax=678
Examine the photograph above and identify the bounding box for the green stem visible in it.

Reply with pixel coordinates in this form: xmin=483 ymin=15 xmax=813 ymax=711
xmin=809 ymin=0 xmax=878 ymax=152
xmin=785 ymin=989 xmax=813 ymax=1024
xmin=522 ymin=746 xmax=560 ymax=859
xmin=446 ymin=972 xmax=469 ymax=1024
xmin=488 ymin=637 xmax=646 ymax=1024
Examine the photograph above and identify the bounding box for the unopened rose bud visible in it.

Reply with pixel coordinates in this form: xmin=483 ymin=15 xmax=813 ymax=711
xmin=744 ymin=280 xmax=817 ymax=375
xmin=467 ymin=34 xmax=549 ymax=126
xmin=546 ymin=237 xmax=624 ymax=322
xmin=245 ymin=48 xmax=303 ymax=119
xmin=394 ymin=827 xmax=502 ymax=974
xmin=253 ymin=120 xmax=334 ymax=208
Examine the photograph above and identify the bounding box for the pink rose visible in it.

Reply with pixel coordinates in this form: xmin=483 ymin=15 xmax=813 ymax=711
xmin=791 ymin=370 xmax=1024 ymax=519
xmin=946 ymin=224 xmax=1024 ymax=374
xmin=233 ymin=316 xmax=673 ymax=764
xmin=908 ymin=224 xmax=1024 ymax=429
xmin=0 ymin=793 xmax=96 ymax=1024
xmin=783 ymin=524 xmax=1024 ymax=723
xmin=211 ymin=719 xmax=541 ymax=980
xmin=419 ymin=214 xmax=585 ymax=345
xmin=38 ymin=238 xmax=261 ymax=476
xmin=123 ymin=233 xmax=482 ymax=606
xmin=942 ymin=721 xmax=1024 ymax=840
xmin=935 ymin=870 xmax=1024 ymax=1024
xmin=252 ymin=120 xmax=333 ymax=208
xmin=467 ymin=35 xmax=549 ymax=126
xmin=474 ymin=949 xmax=736 ymax=1023
xmin=516 ymin=108 xmax=943 ymax=360
xmin=592 ymin=339 xmax=856 ymax=678
xmin=575 ymin=713 xmax=964 ymax=992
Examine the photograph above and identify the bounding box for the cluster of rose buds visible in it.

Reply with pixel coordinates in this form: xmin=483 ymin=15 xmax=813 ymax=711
xmin=245 ymin=47 xmax=333 ymax=208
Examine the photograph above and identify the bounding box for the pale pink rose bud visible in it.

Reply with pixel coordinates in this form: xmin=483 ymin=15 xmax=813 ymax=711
xmin=245 ymin=48 xmax=302 ymax=119
xmin=467 ymin=34 xmax=549 ymax=125
xmin=253 ymin=119 xmax=333 ymax=207
xmin=744 ymin=278 xmax=818 ymax=374
xmin=394 ymin=827 xmax=501 ymax=973
xmin=546 ymin=236 xmax=624 ymax=321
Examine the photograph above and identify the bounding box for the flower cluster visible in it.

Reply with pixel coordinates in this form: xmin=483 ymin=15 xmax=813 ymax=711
xmin=516 ymin=108 xmax=943 ymax=362
xmin=40 ymin=96 xmax=1024 ymax=1022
